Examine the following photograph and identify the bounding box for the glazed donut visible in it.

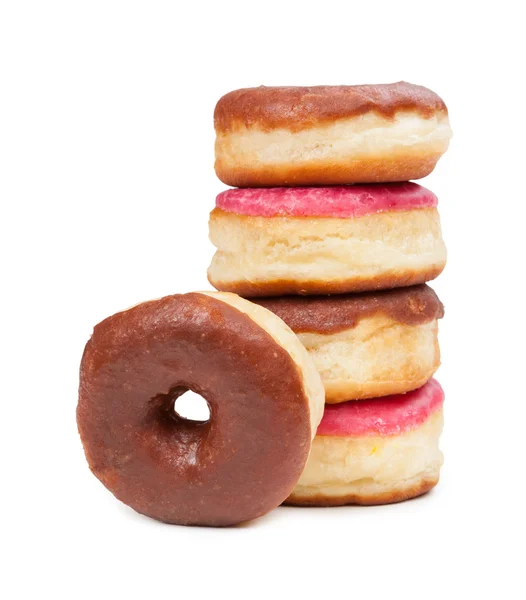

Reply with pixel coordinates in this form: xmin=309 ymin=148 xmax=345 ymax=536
xmin=254 ymin=285 xmax=443 ymax=402
xmin=208 ymin=183 xmax=446 ymax=297
xmin=286 ymin=379 xmax=444 ymax=506
xmin=77 ymin=291 xmax=324 ymax=526
xmin=214 ymin=82 xmax=452 ymax=187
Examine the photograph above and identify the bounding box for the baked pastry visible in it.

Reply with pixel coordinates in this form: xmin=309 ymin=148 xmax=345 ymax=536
xmin=77 ymin=291 xmax=324 ymax=526
xmin=214 ymin=82 xmax=451 ymax=186
xmin=208 ymin=183 xmax=446 ymax=296
xmin=255 ymin=285 xmax=443 ymax=402
xmin=286 ymin=379 xmax=444 ymax=506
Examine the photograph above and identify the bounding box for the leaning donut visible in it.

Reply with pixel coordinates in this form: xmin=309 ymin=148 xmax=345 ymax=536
xmin=214 ymin=82 xmax=452 ymax=187
xmin=77 ymin=291 xmax=324 ymax=526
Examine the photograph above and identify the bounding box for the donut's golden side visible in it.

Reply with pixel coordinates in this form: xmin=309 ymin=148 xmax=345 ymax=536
xmin=286 ymin=409 xmax=444 ymax=506
xmin=215 ymin=112 xmax=451 ymax=186
xmin=208 ymin=208 xmax=447 ymax=297
xmin=199 ymin=292 xmax=324 ymax=434
xmin=298 ymin=317 xmax=440 ymax=402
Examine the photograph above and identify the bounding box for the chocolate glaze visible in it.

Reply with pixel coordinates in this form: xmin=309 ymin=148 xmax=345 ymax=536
xmin=253 ymin=285 xmax=444 ymax=334
xmin=77 ymin=293 xmax=311 ymax=527
xmin=215 ymin=82 xmax=448 ymax=133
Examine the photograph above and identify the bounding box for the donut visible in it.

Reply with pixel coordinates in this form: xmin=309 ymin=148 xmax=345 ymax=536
xmin=214 ymin=82 xmax=452 ymax=187
xmin=208 ymin=183 xmax=446 ymax=297
xmin=254 ymin=285 xmax=444 ymax=402
xmin=77 ymin=291 xmax=324 ymax=526
xmin=286 ymin=379 xmax=444 ymax=506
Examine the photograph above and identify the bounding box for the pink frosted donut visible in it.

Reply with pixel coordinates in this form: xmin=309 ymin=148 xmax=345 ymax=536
xmin=208 ymin=183 xmax=446 ymax=297
xmin=216 ymin=182 xmax=437 ymax=218
xmin=286 ymin=380 xmax=445 ymax=506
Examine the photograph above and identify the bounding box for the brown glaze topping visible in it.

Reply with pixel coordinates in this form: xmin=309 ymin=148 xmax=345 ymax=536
xmin=77 ymin=292 xmax=311 ymax=527
xmin=214 ymin=82 xmax=448 ymax=133
xmin=253 ymin=285 xmax=444 ymax=334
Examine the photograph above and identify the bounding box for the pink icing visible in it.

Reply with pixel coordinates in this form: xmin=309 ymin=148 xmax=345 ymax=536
xmin=216 ymin=183 xmax=437 ymax=218
xmin=317 ymin=379 xmax=444 ymax=437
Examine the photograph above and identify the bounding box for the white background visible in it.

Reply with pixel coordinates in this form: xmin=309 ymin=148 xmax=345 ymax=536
xmin=2 ymin=1 xmax=525 ymax=598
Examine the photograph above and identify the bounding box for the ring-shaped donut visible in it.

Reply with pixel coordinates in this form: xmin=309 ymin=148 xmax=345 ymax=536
xmin=77 ymin=291 xmax=324 ymax=526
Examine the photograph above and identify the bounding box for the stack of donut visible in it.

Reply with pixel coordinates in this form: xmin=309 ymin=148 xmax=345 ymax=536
xmin=210 ymin=82 xmax=452 ymax=506
xmin=77 ymin=82 xmax=452 ymax=527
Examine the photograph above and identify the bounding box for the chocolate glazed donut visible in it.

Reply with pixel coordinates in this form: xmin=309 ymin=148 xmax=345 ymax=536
xmin=77 ymin=292 xmax=323 ymax=526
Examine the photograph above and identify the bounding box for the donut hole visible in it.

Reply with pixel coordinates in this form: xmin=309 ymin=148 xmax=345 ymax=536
xmin=172 ymin=390 xmax=211 ymax=423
